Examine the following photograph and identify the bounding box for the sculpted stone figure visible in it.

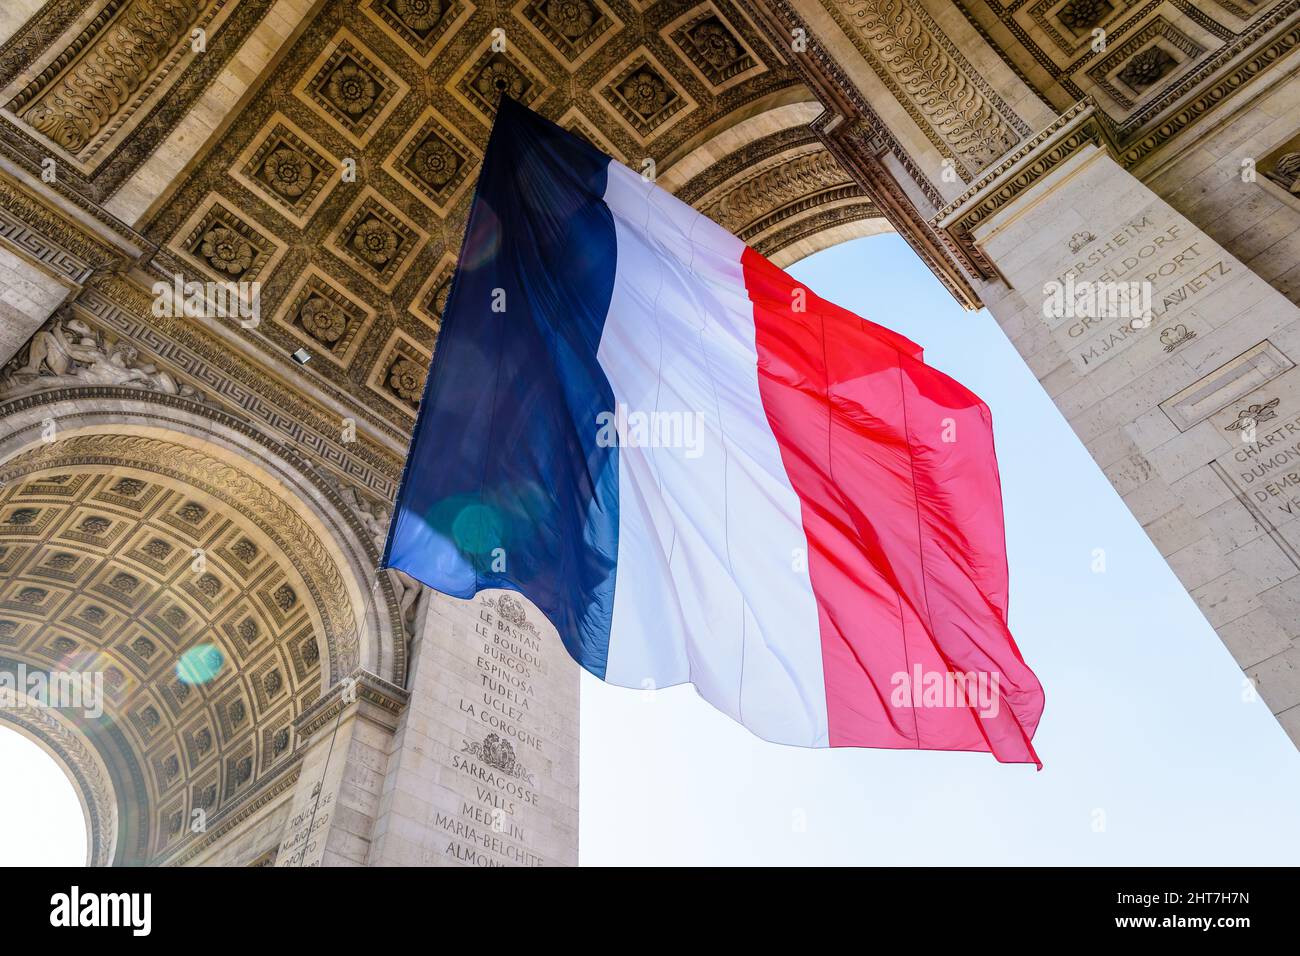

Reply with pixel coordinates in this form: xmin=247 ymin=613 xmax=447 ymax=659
xmin=0 ymin=315 xmax=204 ymax=401
xmin=319 ymin=472 xmax=426 ymax=642
xmin=1265 ymin=152 xmax=1300 ymax=194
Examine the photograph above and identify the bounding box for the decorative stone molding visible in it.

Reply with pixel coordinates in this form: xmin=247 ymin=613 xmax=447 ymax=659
xmin=8 ymin=0 xmax=220 ymax=160
xmin=820 ymin=113 xmax=983 ymax=307
xmin=77 ymin=272 xmax=406 ymax=495
xmin=293 ymin=668 xmax=410 ymax=740
xmin=0 ymin=171 xmax=128 ymax=284
xmin=932 ymin=98 xmax=1119 ymax=280
xmin=744 ymin=0 xmax=980 ymax=307
xmin=0 ymin=0 xmax=277 ymax=228
xmin=1117 ymin=3 xmax=1300 ymax=167
xmin=701 ymin=148 xmax=858 ymax=238
xmin=819 ymin=0 xmax=1029 ymax=179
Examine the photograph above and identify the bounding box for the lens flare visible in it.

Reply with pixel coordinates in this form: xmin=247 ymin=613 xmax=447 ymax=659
xmin=176 ymin=644 xmax=224 ymax=685
xmin=452 ymin=503 xmax=504 ymax=556
xmin=457 ymin=201 xmax=500 ymax=271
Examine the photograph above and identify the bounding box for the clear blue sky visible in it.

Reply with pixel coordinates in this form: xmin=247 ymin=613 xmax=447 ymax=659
xmin=579 ymin=231 xmax=1300 ymax=865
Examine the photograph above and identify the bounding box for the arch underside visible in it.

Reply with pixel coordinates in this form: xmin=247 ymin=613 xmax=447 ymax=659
xmin=125 ymin=0 xmax=892 ymax=448
xmin=0 ymin=395 xmax=402 ymax=864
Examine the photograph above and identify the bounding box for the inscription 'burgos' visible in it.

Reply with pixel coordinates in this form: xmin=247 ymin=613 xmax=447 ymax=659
xmin=440 ymin=593 xmax=559 ymax=868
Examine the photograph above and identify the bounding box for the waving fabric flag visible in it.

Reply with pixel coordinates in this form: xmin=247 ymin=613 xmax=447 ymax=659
xmin=382 ymin=97 xmax=1044 ymax=766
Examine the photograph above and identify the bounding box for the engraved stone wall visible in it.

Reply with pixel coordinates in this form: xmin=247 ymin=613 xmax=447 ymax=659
xmin=369 ymin=590 xmax=579 ymax=867
xmin=974 ymin=144 xmax=1300 ymax=745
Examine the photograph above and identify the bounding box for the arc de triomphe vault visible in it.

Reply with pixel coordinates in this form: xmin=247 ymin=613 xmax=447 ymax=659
xmin=0 ymin=0 xmax=1297 ymax=865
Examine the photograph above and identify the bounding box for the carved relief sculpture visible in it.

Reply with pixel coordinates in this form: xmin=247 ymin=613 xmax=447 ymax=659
xmin=0 ymin=314 xmax=205 ymax=401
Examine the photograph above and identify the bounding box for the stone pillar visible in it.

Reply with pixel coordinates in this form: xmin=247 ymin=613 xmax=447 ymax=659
xmin=940 ymin=104 xmax=1300 ymax=744
xmin=368 ymin=590 xmax=579 ymax=867
xmin=0 ymin=243 xmax=74 ymax=366
xmin=273 ymin=671 xmax=407 ymax=867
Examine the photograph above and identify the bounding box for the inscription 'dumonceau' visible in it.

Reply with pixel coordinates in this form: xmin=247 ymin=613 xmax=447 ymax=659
xmin=438 ymin=594 xmax=557 ymax=867
xmin=1226 ymin=399 xmax=1300 ymax=519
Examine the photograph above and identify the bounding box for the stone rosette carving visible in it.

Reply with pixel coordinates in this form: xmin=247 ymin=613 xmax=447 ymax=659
xmin=520 ymin=0 xmax=614 ymax=63
xmin=669 ymin=9 xmax=759 ymax=90
xmin=329 ymin=193 xmax=423 ymax=290
xmin=301 ymin=38 xmax=401 ymax=141
xmin=1056 ymin=0 xmax=1112 ymax=32
xmin=453 ymin=43 xmax=549 ymax=121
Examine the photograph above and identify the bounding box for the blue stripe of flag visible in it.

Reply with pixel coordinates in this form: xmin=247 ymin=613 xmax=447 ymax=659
xmin=382 ymin=97 xmax=620 ymax=678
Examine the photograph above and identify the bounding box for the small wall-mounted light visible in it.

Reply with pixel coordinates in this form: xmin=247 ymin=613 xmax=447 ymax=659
xmin=290 ymin=347 xmax=312 ymax=365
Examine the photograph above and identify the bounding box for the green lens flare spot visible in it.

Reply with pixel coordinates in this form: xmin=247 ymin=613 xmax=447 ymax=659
xmin=176 ymin=643 xmax=224 ymax=685
xmin=452 ymin=503 xmax=503 ymax=556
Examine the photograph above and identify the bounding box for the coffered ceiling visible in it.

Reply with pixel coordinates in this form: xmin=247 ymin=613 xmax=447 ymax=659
xmin=947 ymin=0 xmax=1299 ymax=149
xmin=0 ymin=435 xmax=351 ymax=862
xmin=99 ymin=0 xmax=883 ymax=441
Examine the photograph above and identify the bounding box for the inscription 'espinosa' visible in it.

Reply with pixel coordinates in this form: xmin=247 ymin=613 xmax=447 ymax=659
xmin=439 ymin=593 xmax=561 ymax=867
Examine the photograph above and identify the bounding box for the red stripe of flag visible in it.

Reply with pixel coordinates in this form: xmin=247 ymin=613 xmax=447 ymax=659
xmin=741 ymin=247 xmax=1044 ymax=766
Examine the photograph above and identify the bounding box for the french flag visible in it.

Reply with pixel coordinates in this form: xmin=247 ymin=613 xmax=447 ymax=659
xmin=382 ymin=98 xmax=1044 ymax=766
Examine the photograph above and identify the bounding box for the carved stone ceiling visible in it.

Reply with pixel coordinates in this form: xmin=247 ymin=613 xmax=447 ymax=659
xmin=71 ymin=0 xmax=880 ymax=442
xmin=0 ymin=438 xmax=336 ymax=862
xmin=942 ymin=0 xmax=1300 ymax=150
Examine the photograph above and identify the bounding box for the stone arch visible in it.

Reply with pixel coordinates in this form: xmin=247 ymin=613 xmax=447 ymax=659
xmin=660 ymin=97 xmax=892 ymax=267
xmin=0 ymin=386 xmax=406 ymax=864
